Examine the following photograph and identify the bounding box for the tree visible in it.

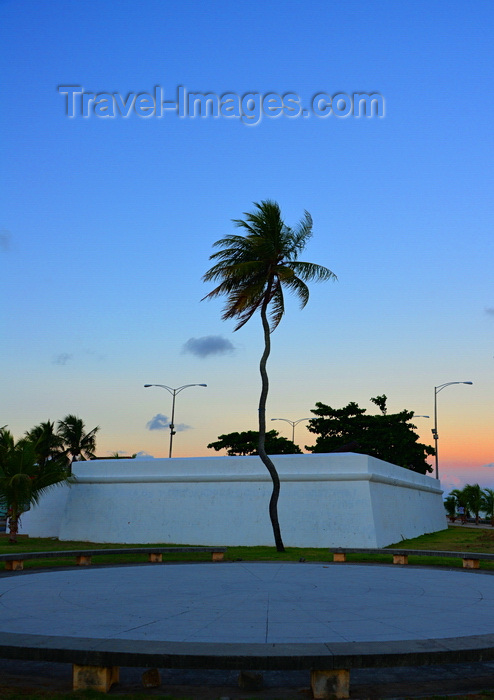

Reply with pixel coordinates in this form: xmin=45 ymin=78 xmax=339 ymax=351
xmin=450 ymin=488 xmax=469 ymax=522
xmin=306 ymin=395 xmax=434 ymax=474
xmin=481 ymin=488 xmax=494 ymax=526
xmin=57 ymin=414 xmax=99 ymax=467
xmin=444 ymin=495 xmax=457 ymax=522
xmin=207 ymin=429 xmax=302 ymax=456
xmin=25 ymin=420 xmax=67 ymax=470
xmin=203 ymin=200 xmax=336 ymax=551
xmin=0 ymin=428 xmax=68 ymax=542
xmin=463 ymin=483 xmax=483 ymax=525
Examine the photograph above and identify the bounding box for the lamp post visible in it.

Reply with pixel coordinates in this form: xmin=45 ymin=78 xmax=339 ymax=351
xmin=144 ymin=383 xmax=207 ymax=458
xmin=432 ymin=381 xmax=473 ymax=480
xmin=271 ymin=417 xmax=311 ymax=444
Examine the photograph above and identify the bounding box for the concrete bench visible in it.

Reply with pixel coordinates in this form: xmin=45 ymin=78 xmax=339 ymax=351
xmin=2 ymin=630 xmax=494 ymax=698
xmin=330 ymin=547 xmax=494 ymax=569
xmin=0 ymin=546 xmax=227 ymax=571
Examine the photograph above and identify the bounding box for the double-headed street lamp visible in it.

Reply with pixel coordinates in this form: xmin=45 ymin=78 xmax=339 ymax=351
xmin=144 ymin=383 xmax=207 ymax=458
xmin=271 ymin=417 xmax=311 ymax=444
xmin=432 ymin=381 xmax=473 ymax=480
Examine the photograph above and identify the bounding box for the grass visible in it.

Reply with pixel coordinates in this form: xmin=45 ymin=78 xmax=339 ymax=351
xmin=3 ymin=526 xmax=494 ymax=570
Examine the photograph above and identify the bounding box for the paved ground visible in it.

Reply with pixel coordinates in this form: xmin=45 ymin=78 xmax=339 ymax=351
xmin=2 ymin=561 xmax=494 ymax=642
xmin=3 ymin=561 xmax=494 ymax=697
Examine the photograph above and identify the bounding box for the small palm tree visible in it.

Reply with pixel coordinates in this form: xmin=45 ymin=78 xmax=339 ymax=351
xmin=450 ymin=487 xmax=469 ymax=523
xmin=444 ymin=495 xmax=457 ymax=522
xmin=203 ymin=200 xmax=336 ymax=551
xmin=481 ymin=488 xmax=494 ymax=527
xmin=57 ymin=415 xmax=99 ymax=467
xmin=0 ymin=428 xmax=68 ymax=542
xmin=463 ymin=484 xmax=483 ymax=525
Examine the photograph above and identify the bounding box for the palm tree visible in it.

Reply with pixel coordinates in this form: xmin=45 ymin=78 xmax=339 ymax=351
xmin=481 ymin=488 xmax=494 ymax=527
xmin=450 ymin=487 xmax=469 ymax=523
xmin=57 ymin=415 xmax=99 ymax=467
xmin=444 ymin=495 xmax=457 ymax=522
xmin=0 ymin=428 xmax=68 ymax=542
xmin=463 ymin=483 xmax=483 ymax=525
xmin=25 ymin=420 xmax=67 ymax=470
xmin=203 ymin=200 xmax=336 ymax=551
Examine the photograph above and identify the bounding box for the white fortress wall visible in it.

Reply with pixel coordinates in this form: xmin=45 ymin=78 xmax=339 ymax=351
xmin=20 ymin=453 xmax=446 ymax=547
xmin=19 ymin=481 xmax=70 ymax=538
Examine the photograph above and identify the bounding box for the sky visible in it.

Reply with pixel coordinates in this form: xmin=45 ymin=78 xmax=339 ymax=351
xmin=0 ymin=0 xmax=492 ymax=494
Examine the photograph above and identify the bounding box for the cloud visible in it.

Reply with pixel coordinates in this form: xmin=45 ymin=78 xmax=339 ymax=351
xmin=182 ymin=335 xmax=235 ymax=358
xmin=135 ymin=451 xmax=155 ymax=459
xmin=146 ymin=415 xmax=193 ymax=432
xmin=482 ymin=462 xmax=494 ymax=469
xmin=146 ymin=414 xmax=170 ymax=431
xmin=485 ymin=308 xmax=494 ymax=316
xmin=52 ymin=352 xmax=73 ymax=365
xmin=0 ymin=229 xmax=11 ymax=252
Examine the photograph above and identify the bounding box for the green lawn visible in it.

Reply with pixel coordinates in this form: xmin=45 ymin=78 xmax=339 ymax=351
xmin=2 ymin=525 xmax=494 ymax=570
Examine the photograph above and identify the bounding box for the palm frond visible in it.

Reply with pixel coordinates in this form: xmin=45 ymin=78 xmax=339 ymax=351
xmin=202 ymin=200 xmax=336 ymax=333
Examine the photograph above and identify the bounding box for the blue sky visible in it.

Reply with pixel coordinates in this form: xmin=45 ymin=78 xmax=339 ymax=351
xmin=1 ymin=0 xmax=492 ymax=492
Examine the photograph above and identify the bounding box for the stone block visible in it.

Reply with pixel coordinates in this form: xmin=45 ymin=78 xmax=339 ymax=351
xmin=463 ymin=558 xmax=480 ymax=569
xmin=238 ymin=670 xmax=264 ymax=690
xmin=393 ymin=554 xmax=408 ymax=565
xmin=73 ymin=664 xmax=119 ymax=692
xmin=311 ymin=668 xmax=350 ymax=699
xmin=148 ymin=553 xmax=163 ymax=563
xmin=5 ymin=560 xmax=23 ymax=571
xmin=76 ymin=555 xmax=92 ymax=566
xmin=142 ymin=668 xmax=161 ymax=687
xmin=333 ymin=553 xmax=346 ymax=562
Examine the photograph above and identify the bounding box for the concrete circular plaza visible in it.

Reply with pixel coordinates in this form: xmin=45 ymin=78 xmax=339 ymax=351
xmin=2 ymin=561 xmax=494 ymax=643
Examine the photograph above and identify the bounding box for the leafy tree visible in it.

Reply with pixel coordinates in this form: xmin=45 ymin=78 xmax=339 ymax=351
xmin=203 ymin=200 xmax=336 ymax=551
xmin=208 ymin=429 xmax=302 ymax=456
xmin=450 ymin=488 xmax=469 ymax=522
xmin=444 ymin=495 xmax=457 ymax=521
xmin=306 ymin=395 xmax=434 ymax=474
xmin=481 ymin=488 xmax=494 ymax=526
xmin=25 ymin=420 xmax=67 ymax=470
xmin=0 ymin=428 xmax=68 ymax=542
xmin=463 ymin=483 xmax=483 ymax=525
xmin=57 ymin=414 xmax=99 ymax=467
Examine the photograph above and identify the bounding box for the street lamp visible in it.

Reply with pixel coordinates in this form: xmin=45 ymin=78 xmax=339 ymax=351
xmin=144 ymin=383 xmax=207 ymax=458
xmin=271 ymin=417 xmax=311 ymax=444
xmin=432 ymin=381 xmax=473 ymax=480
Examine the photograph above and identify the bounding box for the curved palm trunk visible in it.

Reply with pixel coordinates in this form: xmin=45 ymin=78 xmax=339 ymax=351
xmin=258 ymin=294 xmax=285 ymax=552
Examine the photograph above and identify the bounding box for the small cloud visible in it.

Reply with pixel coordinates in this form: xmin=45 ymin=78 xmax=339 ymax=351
xmin=146 ymin=414 xmax=170 ymax=431
xmin=182 ymin=335 xmax=235 ymax=358
xmin=0 ymin=229 xmax=11 ymax=252
xmin=135 ymin=451 xmax=155 ymax=459
xmin=53 ymin=352 xmax=73 ymax=365
xmin=145 ymin=415 xmax=192 ymax=432
xmin=486 ymin=308 xmax=494 ymax=316
xmin=482 ymin=462 xmax=494 ymax=468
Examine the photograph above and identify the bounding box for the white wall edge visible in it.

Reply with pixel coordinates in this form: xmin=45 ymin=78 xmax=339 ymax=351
xmin=71 ymin=472 xmax=442 ymax=494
